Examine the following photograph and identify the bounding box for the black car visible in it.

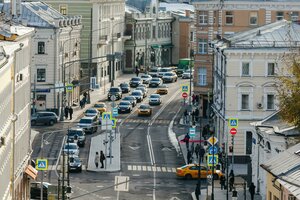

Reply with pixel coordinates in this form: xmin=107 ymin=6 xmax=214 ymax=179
xmin=149 ymin=78 xmax=162 ymax=87
xmin=30 ymin=182 xmax=52 ymax=200
xmin=107 ymin=87 xmax=122 ymax=100
xmin=67 ymin=128 xmax=86 ymax=147
xmin=129 ymin=77 xmax=142 ymax=87
xmin=118 ymin=101 xmax=133 ymax=113
xmin=31 ymin=112 xmax=59 ymax=126
xmin=119 ymin=83 xmax=130 ymax=93
xmin=68 ymin=155 xmax=82 ymax=172
xmin=122 ymin=96 xmax=137 ymax=107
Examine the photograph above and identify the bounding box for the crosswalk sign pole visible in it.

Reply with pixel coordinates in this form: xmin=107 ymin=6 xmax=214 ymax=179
xmin=211 ymin=130 xmax=215 ymax=200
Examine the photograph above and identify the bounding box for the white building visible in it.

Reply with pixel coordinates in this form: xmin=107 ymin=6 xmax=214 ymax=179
xmin=1 ymin=2 xmax=82 ymax=114
xmin=211 ymin=20 xmax=300 ymax=179
xmin=0 ymin=24 xmax=35 ymax=200
xmin=251 ymin=112 xmax=300 ymax=199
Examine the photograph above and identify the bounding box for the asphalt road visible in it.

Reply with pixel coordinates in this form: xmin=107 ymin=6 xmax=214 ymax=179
xmin=31 ymin=78 xmax=207 ymax=200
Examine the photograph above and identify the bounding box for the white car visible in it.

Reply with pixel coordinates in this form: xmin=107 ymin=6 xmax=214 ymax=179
xmin=63 ymin=143 xmax=79 ymax=156
xmin=149 ymin=94 xmax=162 ymax=105
xmin=182 ymin=71 xmax=193 ymax=79
xmin=141 ymin=74 xmax=152 ymax=84
xmin=84 ymin=108 xmax=100 ymax=118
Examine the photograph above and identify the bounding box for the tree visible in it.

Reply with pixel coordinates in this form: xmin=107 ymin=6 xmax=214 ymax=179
xmin=277 ymin=60 xmax=300 ymax=127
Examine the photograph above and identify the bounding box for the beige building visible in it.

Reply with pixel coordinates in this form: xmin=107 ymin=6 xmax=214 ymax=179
xmin=192 ymin=0 xmax=300 ymax=118
xmin=211 ymin=20 xmax=300 ymax=177
xmin=261 ymin=143 xmax=300 ymax=200
xmin=0 ymin=24 xmax=36 ymax=199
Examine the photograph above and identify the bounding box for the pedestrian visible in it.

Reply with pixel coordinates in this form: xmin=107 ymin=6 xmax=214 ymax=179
xmin=195 ymin=144 xmax=200 ymax=159
xmin=82 ymin=97 xmax=86 ymax=108
xmin=64 ymin=106 xmax=69 ymax=119
xmin=69 ymin=106 xmax=73 ymax=120
xmin=192 ymin=94 xmax=196 ymax=105
xmin=183 ymin=133 xmax=190 ymax=149
xmin=220 ymin=175 xmax=226 ymax=190
xmin=249 ymin=182 xmax=256 ymax=200
xmin=199 ymin=147 xmax=205 ymax=163
xmin=229 ymin=170 xmax=235 ymax=192
xmin=195 ymin=183 xmax=200 ymax=200
xmin=195 ymin=94 xmax=199 ymax=105
xmin=135 ymin=67 xmax=140 ymax=77
xmin=187 ymin=150 xmax=192 ymax=164
xmin=195 ymin=108 xmax=199 ymax=122
xmin=190 ymin=142 xmax=195 ymax=158
xmin=80 ymin=100 xmax=84 ymax=109
xmin=94 ymin=152 xmax=100 ymax=168
xmin=192 ymin=110 xmax=195 ymax=123
xmin=100 ymin=150 xmax=106 ymax=168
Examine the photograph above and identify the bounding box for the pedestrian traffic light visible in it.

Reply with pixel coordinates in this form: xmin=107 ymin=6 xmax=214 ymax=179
xmin=229 ymin=146 xmax=233 ymax=153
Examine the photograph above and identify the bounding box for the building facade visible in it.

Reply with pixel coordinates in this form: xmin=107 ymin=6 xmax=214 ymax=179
xmin=0 ymin=24 xmax=35 ymax=200
xmin=211 ymin=20 xmax=300 ymax=180
xmin=192 ymin=0 xmax=300 ymax=118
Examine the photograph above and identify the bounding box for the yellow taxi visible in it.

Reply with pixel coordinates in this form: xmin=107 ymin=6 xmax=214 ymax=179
xmin=94 ymin=102 xmax=107 ymax=113
xmin=156 ymin=84 xmax=168 ymax=95
xmin=138 ymin=104 xmax=152 ymax=116
xmin=176 ymin=164 xmax=223 ymax=180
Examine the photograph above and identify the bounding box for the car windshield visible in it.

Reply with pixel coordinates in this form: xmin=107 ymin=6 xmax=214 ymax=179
xmin=86 ymin=109 xmax=96 ymax=113
xmin=120 ymin=101 xmax=130 ymax=105
xmin=140 ymin=105 xmax=150 ymax=109
xmin=164 ymin=72 xmax=174 ymax=76
xmin=150 ymin=69 xmax=159 ymax=72
xmin=120 ymin=83 xmax=128 ymax=87
xmin=151 ymin=78 xmax=160 ymax=81
xmin=131 ymin=78 xmax=141 ymax=81
xmin=64 ymin=144 xmax=77 ymax=149
xmin=150 ymin=94 xmax=160 ymax=98
xmin=69 ymin=157 xmax=80 ymax=163
xmin=158 ymin=85 xmax=167 ymax=88
xmin=141 ymin=75 xmax=149 ymax=78
xmin=109 ymin=88 xmax=120 ymax=92
xmin=123 ymin=97 xmax=134 ymax=100
xmin=161 ymin=68 xmax=171 ymax=72
xmin=68 ymin=130 xmax=83 ymax=136
xmin=79 ymin=119 xmax=92 ymax=124
xmin=132 ymin=92 xmax=141 ymax=96
xmin=94 ymin=104 xmax=105 ymax=108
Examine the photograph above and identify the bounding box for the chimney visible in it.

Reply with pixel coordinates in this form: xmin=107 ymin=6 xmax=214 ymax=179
xmin=185 ymin=10 xmax=190 ymax=17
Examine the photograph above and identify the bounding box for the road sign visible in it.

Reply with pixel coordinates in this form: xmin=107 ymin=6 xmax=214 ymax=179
xmin=208 ymin=146 xmax=218 ymax=155
xmin=111 ymin=95 xmax=116 ymax=101
xmin=66 ymin=84 xmax=73 ymax=92
xmin=36 ymin=159 xmax=48 ymax=171
xmin=111 ymin=118 xmax=117 ymax=128
xmin=112 ymin=108 xmax=118 ymax=117
xmin=207 ymin=136 xmax=218 ymax=146
xmin=181 ymin=84 xmax=189 ymax=93
xmin=101 ymin=120 xmax=112 ymax=130
xmin=229 ymin=118 xmax=238 ymax=128
xmin=189 ymin=127 xmax=195 ymax=137
xmin=102 ymin=112 xmax=112 ymax=120
xmin=230 ymin=128 xmax=237 ymax=135
xmin=207 ymin=155 xmax=218 ymax=167
xmin=182 ymin=92 xmax=188 ymax=98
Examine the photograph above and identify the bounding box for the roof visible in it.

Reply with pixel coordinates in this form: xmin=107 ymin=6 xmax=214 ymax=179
xmin=215 ymin=20 xmax=300 ymax=49
xmin=159 ymin=2 xmax=194 ymax=17
xmin=125 ymin=4 xmax=142 ymax=14
xmin=261 ymin=143 xmax=300 ymax=199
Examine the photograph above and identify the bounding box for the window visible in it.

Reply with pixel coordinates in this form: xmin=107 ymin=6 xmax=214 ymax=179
xmin=267 ymin=63 xmax=275 ymax=76
xmin=249 ymin=12 xmax=258 ymax=25
xmin=152 ymin=26 xmax=156 ymax=39
xmin=276 ymin=12 xmax=284 ymax=21
xmin=198 ymin=39 xmax=208 ymax=54
xmin=241 ymin=94 xmax=249 ymax=110
xmin=291 ymin=12 xmax=299 ymax=21
xmin=225 ymin=11 xmax=234 ymax=25
xmin=59 ymin=5 xmax=67 ymax=15
xmin=199 ymin=11 xmax=208 ymax=25
xmin=242 ymin=62 xmax=250 ymax=76
xmin=37 ymin=69 xmax=46 ymax=82
xmin=198 ymin=67 xmax=207 ymax=86
xmin=190 ymin=32 xmax=195 ymax=42
xmin=267 ymin=94 xmax=275 ymax=110
xmin=38 ymin=42 xmax=45 ymax=54
xmin=269 ymin=192 xmax=272 ymax=200
xmin=274 ymin=196 xmax=279 ymax=200
xmin=246 ymin=131 xmax=252 ymax=154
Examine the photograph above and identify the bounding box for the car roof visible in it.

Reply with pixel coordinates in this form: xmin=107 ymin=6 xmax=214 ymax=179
xmin=64 ymin=143 xmax=77 ymax=146
xmin=69 ymin=127 xmax=84 ymax=131
xmin=80 ymin=116 xmax=96 ymax=120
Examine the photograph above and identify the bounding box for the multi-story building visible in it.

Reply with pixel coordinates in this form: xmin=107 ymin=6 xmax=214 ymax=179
xmin=42 ymin=0 xmax=126 ymax=89
xmin=192 ymin=0 xmax=300 ymax=118
xmin=211 ymin=20 xmax=300 ymax=181
xmin=0 ymin=23 xmax=35 ymax=199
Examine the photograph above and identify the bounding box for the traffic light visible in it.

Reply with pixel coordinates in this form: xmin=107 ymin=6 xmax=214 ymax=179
xmin=229 ymin=146 xmax=233 ymax=153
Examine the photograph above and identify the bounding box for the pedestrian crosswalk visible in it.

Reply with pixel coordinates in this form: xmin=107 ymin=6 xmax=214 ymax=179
xmin=127 ymin=165 xmax=177 ymax=173
xmin=47 ymin=165 xmax=87 ymax=171
xmin=120 ymin=119 xmax=171 ymax=125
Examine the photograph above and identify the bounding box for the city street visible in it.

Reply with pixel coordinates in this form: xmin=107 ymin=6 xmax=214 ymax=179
xmin=31 ymin=78 xmax=205 ymax=200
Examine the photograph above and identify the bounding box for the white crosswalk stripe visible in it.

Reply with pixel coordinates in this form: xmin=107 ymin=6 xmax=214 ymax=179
xmin=47 ymin=165 xmax=86 ymax=171
xmin=126 ymin=165 xmax=176 ymax=173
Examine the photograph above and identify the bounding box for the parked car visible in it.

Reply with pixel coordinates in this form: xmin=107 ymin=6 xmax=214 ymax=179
xmin=138 ymin=104 xmax=152 ymax=116
xmin=149 ymin=94 xmax=162 ymax=105
xmin=118 ymin=101 xmax=133 ymax=113
xmin=148 ymin=67 xmax=161 ymax=77
xmin=63 ymin=143 xmax=79 ymax=156
xmin=84 ymin=108 xmax=100 ymax=118
xmin=31 ymin=112 xmax=59 ymax=126
xmin=156 ymin=84 xmax=169 ymax=95
xmin=77 ymin=116 xmax=98 ymax=134
xmin=158 ymin=67 xmax=173 ymax=78
xmin=141 ymin=74 xmax=152 ymax=84
xmin=131 ymin=90 xmax=144 ymax=102
xmin=30 ymin=182 xmax=52 ymax=200
xmin=67 ymin=128 xmax=86 ymax=147
xmin=162 ymin=72 xmax=178 ymax=83
xmin=149 ymin=78 xmax=162 ymax=87
xmin=176 ymin=164 xmax=223 ymax=180
xmin=119 ymin=82 xmax=130 ymax=93
xmin=68 ymin=155 xmax=82 ymax=172
xmin=176 ymin=68 xmax=185 ymax=77
xmin=136 ymin=87 xmax=148 ymax=98
xmin=129 ymin=77 xmax=142 ymax=87
xmin=107 ymin=87 xmax=122 ymax=100
xmin=94 ymin=102 xmax=107 ymax=113
xmin=182 ymin=69 xmax=194 ymax=79
xmin=122 ymin=96 xmax=137 ymax=107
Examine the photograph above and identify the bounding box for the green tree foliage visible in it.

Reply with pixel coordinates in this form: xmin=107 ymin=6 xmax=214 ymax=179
xmin=278 ymin=60 xmax=300 ymax=127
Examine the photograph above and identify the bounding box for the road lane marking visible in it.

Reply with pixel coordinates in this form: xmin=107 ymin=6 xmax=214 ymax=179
xmin=147 ymin=166 xmax=152 ymax=171
xmin=137 ymin=165 xmax=141 ymax=170
xmin=152 ymin=166 xmax=156 ymax=172
xmin=128 ymin=165 xmax=132 ymax=170
xmin=133 ymin=165 xmax=137 ymax=170
xmin=172 ymin=168 xmax=177 ymax=172
xmin=167 ymin=168 xmax=172 ymax=172
xmin=143 ymin=166 xmax=147 ymax=171
xmin=161 ymin=167 xmax=167 ymax=172
xmin=156 ymin=167 xmax=161 ymax=172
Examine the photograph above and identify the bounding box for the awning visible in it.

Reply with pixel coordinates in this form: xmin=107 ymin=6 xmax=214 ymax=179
xmin=151 ymin=44 xmax=160 ymax=49
xmin=25 ymin=165 xmax=38 ymax=180
xmin=162 ymin=44 xmax=173 ymax=48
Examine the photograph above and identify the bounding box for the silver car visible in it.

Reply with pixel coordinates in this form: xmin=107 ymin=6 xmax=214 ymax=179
xmin=141 ymin=74 xmax=152 ymax=84
xmin=149 ymin=94 xmax=162 ymax=105
xmin=63 ymin=143 xmax=79 ymax=156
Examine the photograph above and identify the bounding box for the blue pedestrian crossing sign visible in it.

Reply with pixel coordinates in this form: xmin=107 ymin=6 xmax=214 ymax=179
xmin=181 ymin=84 xmax=189 ymax=93
xmin=228 ymin=118 xmax=238 ymax=128
xmin=102 ymin=112 xmax=112 ymax=120
xmin=112 ymin=108 xmax=118 ymax=117
xmin=207 ymin=155 xmax=218 ymax=167
xmin=111 ymin=118 xmax=116 ymax=128
xmin=208 ymin=146 xmax=218 ymax=155
xmin=36 ymin=159 xmax=48 ymax=171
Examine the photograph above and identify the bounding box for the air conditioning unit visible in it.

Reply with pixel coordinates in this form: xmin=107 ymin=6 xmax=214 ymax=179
xmin=257 ymin=103 xmax=263 ymax=109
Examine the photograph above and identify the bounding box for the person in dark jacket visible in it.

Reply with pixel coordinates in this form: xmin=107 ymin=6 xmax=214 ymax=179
xmin=100 ymin=151 xmax=106 ymax=168
xmin=69 ymin=106 xmax=73 ymax=120
xmin=195 ymin=183 xmax=200 ymax=200
xmin=229 ymin=170 xmax=235 ymax=192
xmin=187 ymin=150 xmax=192 ymax=164
xmin=220 ymin=175 xmax=226 ymax=190
xmin=249 ymin=182 xmax=256 ymax=200
xmin=64 ymin=106 xmax=69 ymax=119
